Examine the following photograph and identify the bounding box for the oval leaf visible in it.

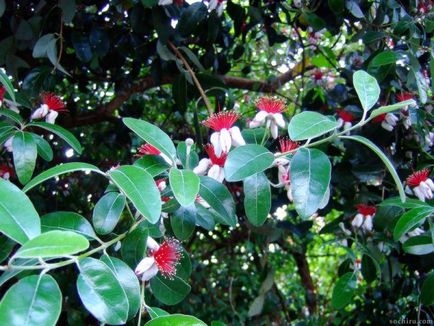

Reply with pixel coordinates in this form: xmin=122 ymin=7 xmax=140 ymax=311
xmin=421 ymin=272 xmax=434 ymax=305
xmin=13 ymin=131 xmax=37 ymax=184
xmin=108 ymin=165 xmax=161 ymax=224
xmin=403 ymin=235 xmax=434 ymax=255
xmin=77 ymin=257 xmax=129 ymax=325
xmin=331 ymin=272 xmax=357 ymax=309
xmin=41 ymin=211 xmax=97 ymax=240
xmin=23 ymin=162 xmax=103 ymax=193
xmin=93 ymin=192 xmax=126 ymax=235
xmin=393 ymin=207 xmax=434 ymax=241
xmin=27 ymin=122 xmax=82 ymax=154
xmin=243 ymin=172 xmax=271 ymax=226
xmin=14 ymin=230 xmax=89 ymax=258
xmin=353 ymin=70 xmax=380 ymax=112
xmin=100 ymin=255 xmax=141 ymax=320
xmin=171 ymin=205 xmax=196 ymax=241
xmin=0 ymin=178 xmax=40 ymax=244
xmin=121 ymin=225 xmax=148 ymax=268
xmin=288 ymin=111 xmax=339 ymax=141
xmin=198 ymin=176 xmax=236 ymax=226
xmin=169 ymin=168 xmax=200 ymax=207
xmin=150 ymin=275 xmax=191 ymax=306
xmin=224 ymin=144 xmax=274 ymax=182
xmin=290 ymin=148 xmax=331 ymax=219
xmin=0 ymin=274 xmax=62 ymax=326
xmin=145 ymin=314 xmax=207 ymax=326
xmin=123 ymin=118 xmax=176 ymax=163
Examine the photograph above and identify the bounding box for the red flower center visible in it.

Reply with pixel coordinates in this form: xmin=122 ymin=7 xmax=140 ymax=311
xmin=41 ymin=92 xmax=65 ymax=111
xmin=406 ymin=169 xmax=430 ymax=187
xmin=313 ymin=70 xmax=323 ymax=81
xmin=0 ymin=86 xmax=5 ymax=101
xmin=202 ymin=111 xmax=239 ymax=131
xmin=337 ymin=110 xmax=355 ymax=122
xmin=356 ymin=204 xmax=376 ymax=216
xmin=137 ymin=144 xmax=161 ymax=156
xmin=151 ymin=238 xmax=182 ymax=278
xmin=255 ymin=96 xmax=286 ymax=114
xmin=279 ymin=137 xmax=299 ymax=153
xmin=372 ymin=113 xmax=386 ymax=123
xmin=0 ymin=164 xmax=13 ymax=178
xmin=205 ymin=144 xmax=227 ymax=166
xmin=396 ymin=92 xmax=413 ymax=102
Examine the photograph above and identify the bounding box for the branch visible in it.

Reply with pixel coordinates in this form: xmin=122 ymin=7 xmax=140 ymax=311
xmin=61 ymin=65 xmax=310 ymax=128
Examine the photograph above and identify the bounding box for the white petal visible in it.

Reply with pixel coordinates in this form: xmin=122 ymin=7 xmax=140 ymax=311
xmin=219 ymin=128 xmax=232 ymax=154
xmin=210 ymin=132 xmax=222 ymax=157
xmin=286 ymin=184 xmax=293 ymax=201
xmin=420 ymin=181 xmax=433 ymax=199
xmin=208 ymin=164 xmax=224 ymax=182
xmin=351 ymin=214 xmax=364 ymax=228
xmin=273 ymin=113 xmax=285 ymax=128
xmin=381 ymin=121 xmax=393 ymax=132
xmin=230 ymin=126 xmax=245 ymax=147
xmin=270 ymin=121 xmax=279 ymax=139
xmin=274 ymin=157 xmax=290 ymax=166
xmin=217 ymin=3 xmax=224 ymax=16
xmin=31 ymin=105 xmax=49 ymax=120
xmin=253 ymin=111 xmax=268 ymax=123
xmin=424 ymin=178 xmax=434 ymax=191
xmin=385 ymin=113 xmax=399 ymax=125
xmin=413 ymin=186 xmax=426 ymax=202
xmin=45 ymin=110 xmax=58 ymax=124
xmin=135 ymin=257 xmax=155 ymax=275
xmin=363 ymin=216 xmax=373 ymax=232
xmin=209 ymin=0 xmax=217 ymax=10
xmin=193 ymin=158 xmax=210 ymax=175
xmin=344 ymin=122 xmax=352 ymax=131
xmin=140 ymin=264 xmax=159 ymax=281
xmin=337 ymin=118 xmax=344 ymax=128
xmin=4 ymin=137 xmax=13 ymax=152
xmin=146 ymin=237 xmax=160 ymax=251
xmin=158 ymin=0 xmax=172 ymax=5
xmin=2 ymin=172 xmax=10 ymax=180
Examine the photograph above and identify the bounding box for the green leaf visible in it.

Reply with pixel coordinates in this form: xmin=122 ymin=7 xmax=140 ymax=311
xmin=0 ymin=274 xmax=62 ymax=326
xmin=379 ymin=197 xmax=429 ymax=209
xmin=134 ymin=155 xmax=170 ymax=177
xmin=100 ymin=255 xmax=141 ymax=321
xmin=59 ymin=0 xmax=76 ymax=24
xmin=147 ymin=307 xmax=169 ymax=319
xmin=368 ymin=50 xmax=402 ymax=68
xmin=171 ymin=205 xmax=196 ymax=240
xmin=361 ymin=255 xmax=377 ymax=283
xmin=13 ymin=131 xmax=37 ymax=184
xmin=243 ymin=172 xmax=271 ymax=226
xmin=93 ymin=192 xmax=126 ymax=235
xmin=369 ymin=100 xmax=416 ymax=120
xmin=290 ymin=148 xmax=331 ymax=219
xmin=0 ymin=237 xmax=15 ymax=263
xmin=0 ymin=69 xmax=16 ymax=103
xmin=0 ymin=0 xmax=4 ymax=17
xmin=177 ymin=2 xmax=208 ymax=36
xmin=224 ymin=144 xmax=274 ymax=182
xmin=393 ymin=207 xmax=434 ymax=241
xmin=150 ymin=275 xmax=191 ymax=306
xmin=27 ymin=122 xmax=82 ymax=154
xmin=23 ymin=162 xmax=103 ymax=192
xmin=340 ymin=135 xmax=406 ymax=202
xmin=198 ymin=176 xmax=237 ymax=226
xmin=331 ymin=272 xmax=357 ymax=309
xmin=123 ymin=118 xmax=176 ymax=163
xmin=77 ymin=257 xmax=129 ymax=325
xmin=169 ymin=168 xmax=200 ymax=207
xmin=177 ymin=141 xmax=199 ymax=170
xmin=0 ymin=178 xmax=40 ymax=244
xmin=195 ymin=204 xmax=216 ymax=230
xmin=14 ymin=230 xmax=89 ymax=258
xmin=121 ymin=225 xmax=148 ymax=268
xmin=32 ymin=34 xmax=56 ymax=58
xmin=421 ymin=272 xmax=434 ymax=305
xmin=108 ymin=165 xmax=161 ymax=224
xmin=145 ymin=314 xmax=207 ymax=326
xmin=403 ymin=235 xmax=434 ymax=255
xmin=41 ymin=211 xmax=97 ymax=240
xmin=287 ymin=111 xmax=338 ymax=141
xmin=0 ymin=109 xmax=22 ymax=124
xmin=353 ymin=70 xmax=380 ymax=112
xmin=31 ymin=133 xmax=53 ymax=162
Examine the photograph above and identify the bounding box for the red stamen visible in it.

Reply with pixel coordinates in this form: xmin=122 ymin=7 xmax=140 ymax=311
xmin=372 ymin=113 xmax=386 ymax=123
xmin=0 ymin=164 xmax=14 ymax=178
xmin=406 ymin=169 xmax=430 ymax=187
xmin=279 ymin=137 xmax=299 ymax=153
xmin=396 ymin=92 xmax=414 ymax=102
xmin=312 ymin=70 xmax=323 ymax=81
xmin=136 ymin=144 xmax=161 ymax=156
xmin=41 ymin=92 xmax=65 ymax=111
xmin=151 ymin=238 xmax=182 ymax=278
xmin=255 ymin=96 xmax=286 ymax=114
xmin=204 ymin=144 xmax=227 ymax=167
xmin=202 ymin=111 xmax=239 ymax=131
xmin=337 ymin=110 xmax=356 ymax=122
xmin=0 ymin=86 xmax=5 ymax=102
xmin=356 ymin=204 xmax=377 ymax=216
